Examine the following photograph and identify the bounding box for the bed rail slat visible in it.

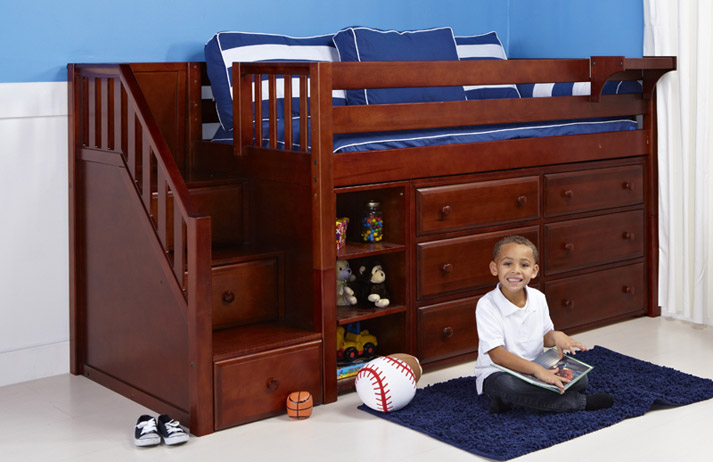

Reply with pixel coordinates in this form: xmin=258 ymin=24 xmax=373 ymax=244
xmin=332 ymin=94 xmax=647 ymax=134
xmin=100 ymin=78 xmax=109 ymax=149
xmin=330 ymin=59 xmax=591 ymax=89
xmin=268 ymin=74 xmax=277 ymax=149
xmin=284 ymin=76 xmax=293 ymax=150
xmin=254 ymin=74 xmax=263 ymax=147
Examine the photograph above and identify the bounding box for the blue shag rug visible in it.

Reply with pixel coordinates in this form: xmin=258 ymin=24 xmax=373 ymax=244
xmin=358 ymin=346 xmax=713 ymax=460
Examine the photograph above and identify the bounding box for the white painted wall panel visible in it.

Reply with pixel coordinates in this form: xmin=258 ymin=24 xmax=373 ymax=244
xmin=0 ymin=82 xmax=69 ymax=385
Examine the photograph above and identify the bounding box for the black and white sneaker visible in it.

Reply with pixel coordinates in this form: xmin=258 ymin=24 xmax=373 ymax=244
xmin=157 ymin=414 xmax=189 ymax=445
xmin=134 ymin=415 xmax=161 ymax=447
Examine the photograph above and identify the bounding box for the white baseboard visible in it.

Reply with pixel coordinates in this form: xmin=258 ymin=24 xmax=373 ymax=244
xmin=0 ymin=341 xmax=70 ymax=387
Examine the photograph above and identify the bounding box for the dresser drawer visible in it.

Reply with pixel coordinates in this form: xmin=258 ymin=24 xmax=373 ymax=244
xmin=418 ymin=297 xmax=479 ymax=363
xmin=214 ymin=341 xmax=322 ymax=430
xmin=212 ymin=258 xmax=280 ymax=330
xmin=417 ymin=227 xmax=538 ymax=299
xmin=545 ymin=263 xmax=645 ymax=331
xmin=544 ymin=165 xmax=643 ymax=217
xmin=544 ymin=210 xmax=644 ymax=275
xmin=416 ymin=176 xmax=539 ymax=236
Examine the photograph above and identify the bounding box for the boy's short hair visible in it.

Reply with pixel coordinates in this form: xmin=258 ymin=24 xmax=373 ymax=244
xmin=492 ymin=235 xmax=539 ymax=263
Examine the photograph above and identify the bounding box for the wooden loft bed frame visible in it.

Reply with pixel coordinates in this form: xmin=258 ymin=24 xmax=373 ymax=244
xmin=68 ymin=56 xmax=675 ymax=436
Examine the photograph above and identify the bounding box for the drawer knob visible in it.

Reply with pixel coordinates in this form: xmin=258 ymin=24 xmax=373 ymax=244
xmin=443 ymin=326 xmax=454 ymax=338
xmin=623 ymin=285 xmax=635 ymax=295
xmin=623 ymin=182 xmax=634 ymax=191
xmin=563 ymin=189 xmax=574 ymax=200
xmin=562 ymin=298 xmax=575 ymax=311
xmin=564 ymin=242 xmax=575 ymax=252
xmin=441 ymin=205 xmax=452 ymax=217
xmin=622 ymin=232 xmax=636 ymax=241
xmin=442 ymin=263 xmax=454 ymax=274
xmin=222 ymin=291 xmax=235 ymax=305
xmin=266 ymin=378 xmax=280 ymax=391
xmin=516 ymin=195 xmax=528 ymax=207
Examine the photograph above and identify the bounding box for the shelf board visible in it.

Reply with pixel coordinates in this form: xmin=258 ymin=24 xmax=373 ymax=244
xmin=213 ymin=322 xmax=321 ymax=362
xmin=336 ymin=304 xmax=407 ymax=325
xmin=337 ymin=241 xmax=405 ymax=259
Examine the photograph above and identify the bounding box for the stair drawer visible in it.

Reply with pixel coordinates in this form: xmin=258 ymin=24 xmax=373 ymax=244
xmin=418 ymin=297 xmax=479 ymax=363
xmin=417 ymin=227 xmax=539 ymax=299
xmin=544 ymin=210 xmax=644 ymax=275
xmin=545 ymin=263 xmax=645 ymax=331
xmin=416 ymin=176 xmax=539 ymax=236
xmin=212 ymin=258 xmax=280 ymax=330
xmin=214 ymin=341 xmax=322 ymax=430
xmin=544 ymin=165 xmax=644 ymax=217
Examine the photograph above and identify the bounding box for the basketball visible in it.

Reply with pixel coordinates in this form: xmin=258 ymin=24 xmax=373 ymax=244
xmin=286 ymin=391 xmax=313 ymax=419
xmin=355 ymin=356 xmax=417 ymax=412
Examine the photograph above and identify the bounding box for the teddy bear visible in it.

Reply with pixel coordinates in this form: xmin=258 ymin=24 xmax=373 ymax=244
xmin=353 ymin=261 xmax=390 ymax=308
xmin=336 ymin=260 xmax=357 ymax=306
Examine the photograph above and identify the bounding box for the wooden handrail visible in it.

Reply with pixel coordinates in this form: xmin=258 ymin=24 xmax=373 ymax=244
xmin=73 ymin=63 xmax=210 ymax=296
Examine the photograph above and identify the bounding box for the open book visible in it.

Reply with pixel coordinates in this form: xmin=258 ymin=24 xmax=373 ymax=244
xmin=492 ymin=347 xmax=593 ymax=393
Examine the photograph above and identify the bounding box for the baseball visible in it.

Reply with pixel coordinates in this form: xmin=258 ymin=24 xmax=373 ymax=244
xmin=355 ymin=356 xmax=417 ymax=412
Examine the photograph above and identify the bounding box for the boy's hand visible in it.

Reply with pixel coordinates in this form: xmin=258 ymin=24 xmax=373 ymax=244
xmin=548 ymin=330 xmax=588 ymax=358
xmin=534 ymin=366 xmax=569 ymax=393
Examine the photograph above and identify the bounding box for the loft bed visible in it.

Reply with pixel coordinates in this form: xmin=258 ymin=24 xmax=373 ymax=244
xmin=68 ymin=28 xmax=675 ymax=436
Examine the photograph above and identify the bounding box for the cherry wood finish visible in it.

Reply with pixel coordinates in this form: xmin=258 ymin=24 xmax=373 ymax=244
xmin=418 ymin=297 xmax=481 ymax=363
xmin=416 ymin=176 xmax=540 ymax=236
xmin=545 ymin=263 xmax=645 ymax=331
xmin=417 ymin=227 xmax=540 ymax=299
xmin=69 ymin=56 xmax=675 ymax=435
xmin=544 ymin=165 xmax=644 ymax=217
xmin=214 ymin=341 xmax=322 ymax=430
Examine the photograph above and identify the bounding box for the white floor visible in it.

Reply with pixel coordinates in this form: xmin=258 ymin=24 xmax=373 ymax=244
xmin=2 ymin=316 xmax=712 ymax=462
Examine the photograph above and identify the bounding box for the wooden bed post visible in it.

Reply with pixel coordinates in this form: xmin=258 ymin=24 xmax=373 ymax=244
xmin=309 ymin=62 xmax=338 ymax=403
xmin=67 ymin=63 xmax=84 ymax=376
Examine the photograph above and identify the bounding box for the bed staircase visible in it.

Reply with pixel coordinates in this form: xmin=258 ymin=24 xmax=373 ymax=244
xmin=68 ymin=63 xmax=321 ymax=435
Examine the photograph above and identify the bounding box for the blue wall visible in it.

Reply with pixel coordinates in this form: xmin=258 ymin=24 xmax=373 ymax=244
xmin=0 ymin=0 xmax=643 ymax=83
xmin=509 ymin=0 xmax=644 ymax=59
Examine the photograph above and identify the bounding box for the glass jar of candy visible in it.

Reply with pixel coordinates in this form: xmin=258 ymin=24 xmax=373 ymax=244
xmin=360 ymin=200 xmax=383 ymax=242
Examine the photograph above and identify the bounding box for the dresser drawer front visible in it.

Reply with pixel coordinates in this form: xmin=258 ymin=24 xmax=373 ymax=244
xmin=416 ymin=176 xmax=539 ymax=235
xmin=212 ymin=258 xmax=279 ymax=330
xmin=417 ymin=227 xmax=539 ymax=299
xmin=544 ymin=210 xmax=644 ymax=275
xmin=214 ymin=341 xmax=322 ymax=430
xmin=544 ymin=165 xmax=643 ymax=217
xmin=418 ymin=297 xmax=479 ymax=363
xmin=545 ymin=263 xmax=645 ymax=331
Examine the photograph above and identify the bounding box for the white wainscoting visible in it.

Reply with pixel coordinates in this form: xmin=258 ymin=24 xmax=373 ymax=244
xmin=0 ymin=82 xmax=70 ymax=386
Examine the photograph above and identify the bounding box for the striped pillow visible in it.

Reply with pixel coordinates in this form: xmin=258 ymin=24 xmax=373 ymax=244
xmin=332 ymin=26 xmax=466 ymax=105
xmin=455 ymin=32 xmax=520 ymax=100
xmin=204 ymin=31 xmax=346 ymax=133
xmin=518 ymin=80 xmax=643 ymax=97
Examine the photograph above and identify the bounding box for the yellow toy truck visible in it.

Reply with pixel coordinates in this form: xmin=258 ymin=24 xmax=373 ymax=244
xmin=337 ymin=325 xmax=378 ymax=362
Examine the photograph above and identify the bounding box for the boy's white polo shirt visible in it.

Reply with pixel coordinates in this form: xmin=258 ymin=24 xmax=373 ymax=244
xmin=474 ymin=284 xmax=554 ymax=394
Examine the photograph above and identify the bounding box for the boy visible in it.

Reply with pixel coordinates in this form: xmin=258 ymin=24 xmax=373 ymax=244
xmin=474 ymin=235 xmax=614 ymax=413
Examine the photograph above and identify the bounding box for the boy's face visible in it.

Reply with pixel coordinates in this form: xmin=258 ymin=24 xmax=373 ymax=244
xmin=490 ymin=243 xmax=539 ymax=298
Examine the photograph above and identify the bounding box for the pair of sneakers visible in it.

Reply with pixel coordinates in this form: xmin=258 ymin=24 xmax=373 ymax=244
xmin=134 ymin=414 xmax=189 ymax=447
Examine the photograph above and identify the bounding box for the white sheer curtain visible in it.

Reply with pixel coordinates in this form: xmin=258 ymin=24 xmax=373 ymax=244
xmin=644 ymin=0 xmax=713 ymax=325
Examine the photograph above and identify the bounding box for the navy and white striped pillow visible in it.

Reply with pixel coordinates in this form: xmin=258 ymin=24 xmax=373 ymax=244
xmin=518 ymin=80 xmax=643 ymax=97
xmin=204 ymin=31 xmax=346 ymax=133
xmin=332 ymin=26 xmax=466 ymax=105
xmin=455 ymin=32 xmax=520 ymax=100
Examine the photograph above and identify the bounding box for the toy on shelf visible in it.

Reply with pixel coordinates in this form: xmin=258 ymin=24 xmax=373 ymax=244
xmin=336 ymin=217 xmax=349 ymax=252
xmin=353 ymin=261 xmax=390 ymax=308
xmin=286 ymin=391 xmax=313 ymax=420
xmin=337 ymin=324 xmax=378 ymax=362
xmin=336 ymin=260 xmax=357 ymax=307
xmin=355 ymin=355 xmax=419 ymax=412
xmin=360 ymin=200 xmax=383 ymax=242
